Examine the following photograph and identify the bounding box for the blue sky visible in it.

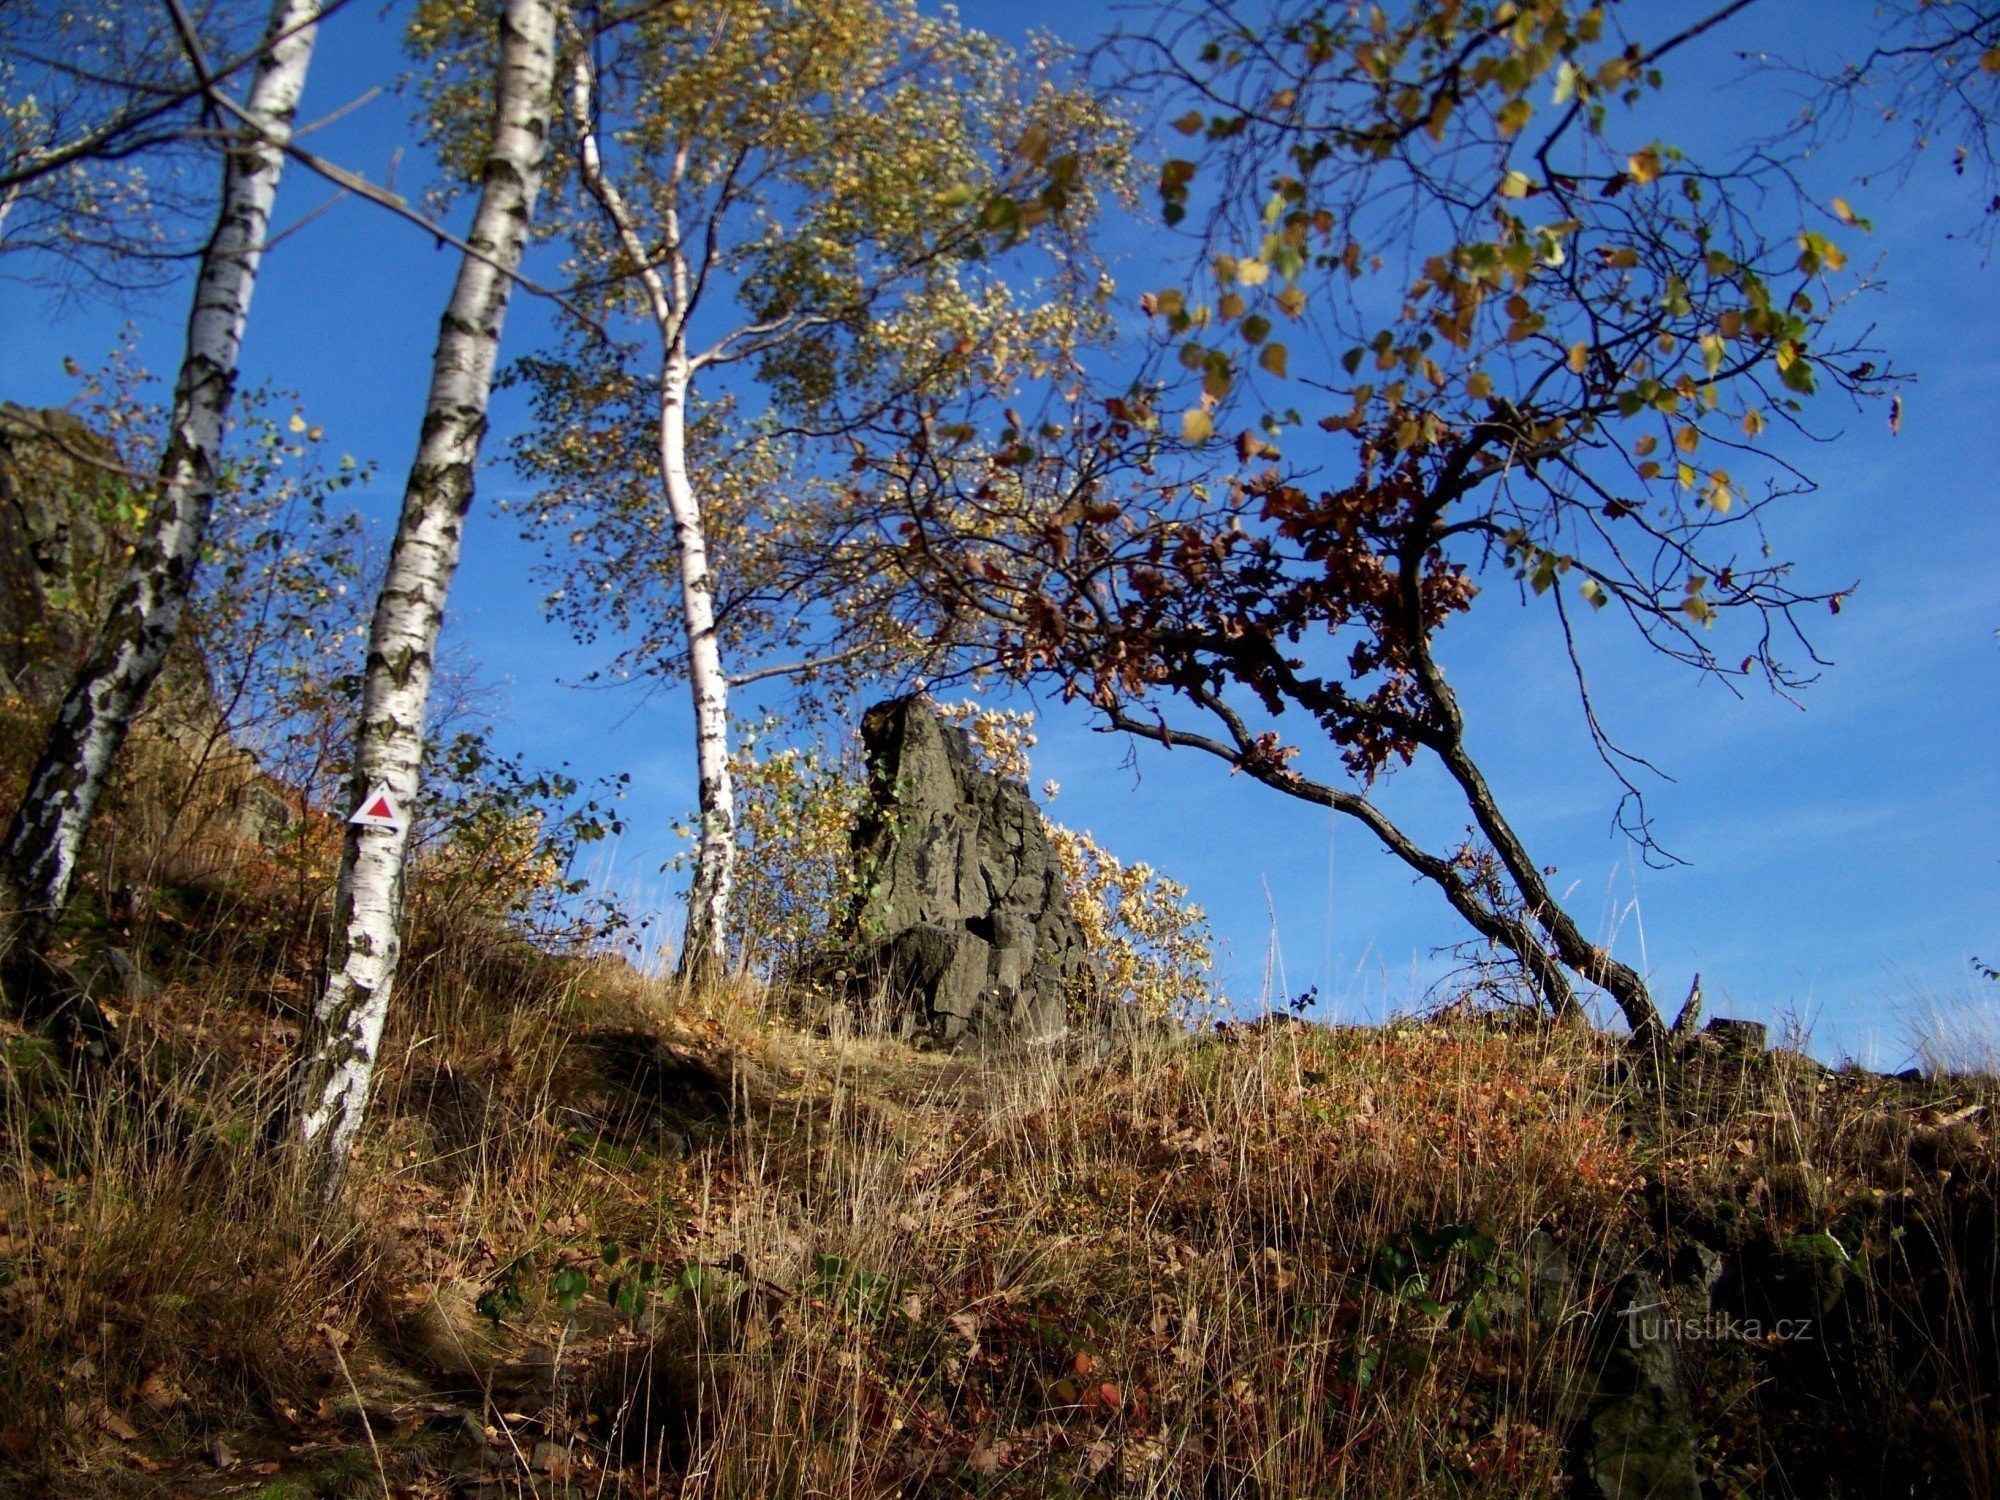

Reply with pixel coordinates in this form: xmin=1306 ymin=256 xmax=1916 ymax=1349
xmin=3 ymin=0 xmax=1995 ymax=1064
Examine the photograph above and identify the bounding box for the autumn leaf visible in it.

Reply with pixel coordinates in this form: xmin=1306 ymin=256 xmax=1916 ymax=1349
xmin=1627 ymin=147 xmax=1662 ymax=185
xmin=1182 ymin=408 xmax=1215 ymax=442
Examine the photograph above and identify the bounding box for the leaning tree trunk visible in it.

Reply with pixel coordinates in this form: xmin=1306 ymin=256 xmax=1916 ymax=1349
xmin=1433 ymin=733 xmax=1664 ymax=1043
xmin=292 ymin=0 xmax=557 ymax=1190
xmin=0 ymin=0 xmax=320 ymax=1021
xmin=660 ymin=348 xmax=735 ymax=985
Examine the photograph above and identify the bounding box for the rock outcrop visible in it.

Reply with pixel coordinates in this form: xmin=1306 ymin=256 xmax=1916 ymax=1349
xmin=0 ymin=405 xmax=127 ymax=703
xmin=842 ymin=696 xmax=1093 ymax=1045
xmin=1582 ymin=1271 xmax=1703 ymax=1500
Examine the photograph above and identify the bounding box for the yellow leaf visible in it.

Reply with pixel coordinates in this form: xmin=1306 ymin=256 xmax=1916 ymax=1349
xmin=1182 ymin=408 xmax=1214 ymax=443
xmin=1832 ymin=196 xmax=1857 ymax=226
xmin=288 ymin=413 xmax=307 ymax=433
xmin=1675 ymin=425 xmax=1700 ymax=454
xmin=1236 ymin=258 xmax=1271 ymax=286
xmin=1499 ymin=169 xmax=1533 ymax=199
xmin=1627 ymin=147 xmax=1661 ymax=185
xmin=1741 ymin=407 xmax=1764 ymax=437
xmin=1567 ymin=341 xmax=1589 ymax=374
xmin=1467 ymin=370 xmax=1494 ymax=399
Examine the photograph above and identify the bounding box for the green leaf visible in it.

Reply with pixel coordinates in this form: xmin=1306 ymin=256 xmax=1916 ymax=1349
xmin=1258 ymin=342 xmax=1289 ymax=378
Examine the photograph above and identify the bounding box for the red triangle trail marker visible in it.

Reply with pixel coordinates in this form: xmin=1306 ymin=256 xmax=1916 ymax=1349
xmin=348 ymin=784 xmax=403 ymax=830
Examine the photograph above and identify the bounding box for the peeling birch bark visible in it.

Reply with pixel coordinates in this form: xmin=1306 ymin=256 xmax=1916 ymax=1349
xmin=293 ymin=0 xmax=557 ymax=1187
xmin=0 ymin=0 xmax=321 ymax=1011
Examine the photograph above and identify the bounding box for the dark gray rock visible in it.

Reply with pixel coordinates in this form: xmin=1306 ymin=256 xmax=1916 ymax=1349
xmin=844 ymin=697 xmax=1093 ymax=1045
xmin=1703 ymin=1017 xmax=1769 ymax=1057
xmin=104 ymin=946 xmax=163 ymax=1003
xmin=0 ymin=404 xmax=124 ymax=702
xmin=1524 ymin=1228 xmax=1575 ymax=1327
xmin=1582 ymin=1271 xmax=1702 ymax=1500
xmin=234 ymin=783 xmax=297 ymax=849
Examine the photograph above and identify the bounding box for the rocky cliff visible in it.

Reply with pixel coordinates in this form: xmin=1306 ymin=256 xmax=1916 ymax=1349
xmin=844 ymin=696 xmax=1094 ymax=1046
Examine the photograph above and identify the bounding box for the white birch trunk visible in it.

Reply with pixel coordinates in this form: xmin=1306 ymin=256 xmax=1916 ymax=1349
xmin=0 ymin=0 xmax=320 ymax=999
xmin=293 ymin=0 xmax=557 ymax=1187
xmin=564 ymin=53 xmax=735 ymax=982
xmin=660 ymin=349 xmax=734 ymax=981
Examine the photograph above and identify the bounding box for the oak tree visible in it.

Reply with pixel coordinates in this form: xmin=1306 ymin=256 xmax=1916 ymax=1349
xmin=880 ymin=0 xmax=1886 ymax=1039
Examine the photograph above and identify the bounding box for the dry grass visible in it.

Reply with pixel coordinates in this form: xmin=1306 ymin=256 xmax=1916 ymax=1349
xmin=1 ymin=877 xmax=1997 ymax=1496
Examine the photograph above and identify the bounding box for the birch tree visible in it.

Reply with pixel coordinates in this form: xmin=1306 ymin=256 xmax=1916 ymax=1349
xmin=434 ymin=0 xmax=1122 ymax=981
xmin=0 ymin=0 xmax=283 ymax=289
xmin=291 ymin=0 xmax=558 ymax=1188
xmin=0 ymin=0 xmax=321 ymax=1022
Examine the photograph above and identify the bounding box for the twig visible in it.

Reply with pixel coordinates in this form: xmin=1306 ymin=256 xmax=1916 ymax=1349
xmin=321 ymin=1323 xmax=391 ymax=1498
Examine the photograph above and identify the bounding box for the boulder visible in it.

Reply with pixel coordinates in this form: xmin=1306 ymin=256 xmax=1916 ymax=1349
xmin=843 ymin=696 xmax=1093 ymax=1045
xmin=1582 ymin=1271 xmax=1702 ymax=1500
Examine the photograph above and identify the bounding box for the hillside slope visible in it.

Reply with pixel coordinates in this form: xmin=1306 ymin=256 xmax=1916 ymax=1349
xmin=1 ymin=882 xmax=1994 ymax=1497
